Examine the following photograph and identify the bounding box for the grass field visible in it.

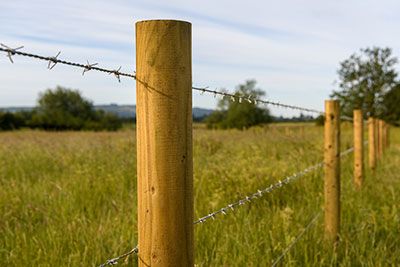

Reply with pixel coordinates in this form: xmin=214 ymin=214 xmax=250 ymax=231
xmin=0 ymin=124 xmax=399 ymax=266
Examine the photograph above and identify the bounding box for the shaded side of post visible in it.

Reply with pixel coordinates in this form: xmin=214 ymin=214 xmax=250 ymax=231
xmin=324 ymin=100 xmax=341 ymax=245
xmin=353 ymin=109 xmax=363 ymax=189
xmin=368 ymin=117 xmax=376 ymax=171
xmin=136 ymin=20 xmax=194 ymax=267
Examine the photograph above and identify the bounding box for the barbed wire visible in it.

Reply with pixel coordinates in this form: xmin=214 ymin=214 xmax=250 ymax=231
xmin=194 ymin=146 xmax=354 ymax=225
xmin=99 ymin=246 xmax=138 ymax=267
xmin=193 ymin=86 xmax=324 ymax=115
xmin=1 ymin=44 xmax=342 ymax=116
xmin=0 ymin=44 xmax=136 ymax=82
xmin=194 ymin=162 xmax=323 ymax=225
xmin=271 ymin=211 xmax=321 ymax=267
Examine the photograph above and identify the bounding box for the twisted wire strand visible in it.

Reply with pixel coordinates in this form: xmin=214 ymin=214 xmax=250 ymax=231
xmin=271 ymin=211 xmax=322 ymax=267
xmin=99 ymin=246 xmax=138 ymax=267
xmin=194 ymin=162 xmax=323 ymax=225
xmin=194 ymin=146 xmax=354 ymax=225
xmin=2 ymin=45 xmax=336 ymax=115
xmin=0 ymin=46 xmax=136 ymax=81
xmin=193 ymin=86 xmax=324 ymax=115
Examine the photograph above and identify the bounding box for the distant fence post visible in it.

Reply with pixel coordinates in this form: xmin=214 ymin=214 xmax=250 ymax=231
xmin=324 ymin=100 xmax=341 ymax=245
xmin=368 ymin=117 xmax=376 ymax=171
xmin=353 ymin=110 xmax=363 ymax=189
xmin=136 ymin=20 xmax=193 ymax=266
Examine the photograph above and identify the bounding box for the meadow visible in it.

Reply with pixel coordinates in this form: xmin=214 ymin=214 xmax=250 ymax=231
xmin=0 ymin=124 xmax=399 ymax=266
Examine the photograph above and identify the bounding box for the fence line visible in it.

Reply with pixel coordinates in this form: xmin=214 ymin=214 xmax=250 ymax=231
xmin=0 ymin=29 xmax=390 ymax=266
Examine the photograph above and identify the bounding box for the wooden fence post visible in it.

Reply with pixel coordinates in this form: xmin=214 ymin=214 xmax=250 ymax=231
xmin=368 ymin=117 xmax=376 ymax=171
xmin=136 ymin=20 xmax=193 ymax=267
xmin=324 ymin=100 xmax=341 ymax=245
xmin=353 ymin=110 xmax=363 ymax=189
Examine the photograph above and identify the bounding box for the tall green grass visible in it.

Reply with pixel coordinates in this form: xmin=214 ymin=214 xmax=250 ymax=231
xmin=0 ymin=124 xmax=398 ymax=266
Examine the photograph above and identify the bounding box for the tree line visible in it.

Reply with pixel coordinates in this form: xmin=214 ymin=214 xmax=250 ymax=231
xmin=0 ymin=86 xmax=123 ymax=131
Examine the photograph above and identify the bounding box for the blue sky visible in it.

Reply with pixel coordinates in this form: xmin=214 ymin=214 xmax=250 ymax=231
xmin=1 ymin=0 xmax=400 ymax=116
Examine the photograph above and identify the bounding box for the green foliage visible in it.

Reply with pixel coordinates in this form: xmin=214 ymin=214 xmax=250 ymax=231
xmin=331 ymin=47 xmax=398 ymax=117
xmin=383 ymin=84 xmax=400 ymax=125
xmin=315 ymin=115 xmax=325 ymax=126
xmin=205 ymin=80 xmax=271 ymax=129
xmin=0 ymin=112 xmax=25 ymax=130
xmin=0 ymin=86 xmax=123 ymax=131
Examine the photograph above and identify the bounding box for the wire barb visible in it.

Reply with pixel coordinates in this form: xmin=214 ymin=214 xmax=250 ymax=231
xmin=99 ymin=246 xmax=138 ymax=267
xmin=110 ymin=66 xmax=122 ymax=82
xmin=82 ymin=60 xmax=98 ymax=76
xmin=0 ymin=43 xmax=24 ymax=63
xmin=47 ymin=51 xmax=61 ymax=70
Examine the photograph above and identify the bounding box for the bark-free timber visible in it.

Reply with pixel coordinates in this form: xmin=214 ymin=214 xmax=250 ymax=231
xmin=324 ymin=100 xmax=341 ymax=245
xmin=136 ymin=20 xmax=193 ymax=267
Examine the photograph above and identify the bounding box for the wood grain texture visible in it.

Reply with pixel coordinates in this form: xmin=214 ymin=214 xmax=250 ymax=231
xmin=324 ymin=100 xmax=340 ymax=245
xmin=368 ymin=117 xmax=376 ymax=171
xmin=353 ymin=110 xmax=363 ymax=189
xmin=136 ymin=20 xmax=193 ymax=267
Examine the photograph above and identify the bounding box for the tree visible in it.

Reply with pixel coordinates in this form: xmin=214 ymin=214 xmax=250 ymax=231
xmin=383 ymin=83 xmax=400 ymax=124
xmin=205 ymin=80 xmax=271 ymax=129
xmin=34 ymin=86 xmax=122 ymax=131
xmin=331 ymin=47 xmax=398 ymax=117
xmin=0 ymin=112 xmax=24 ymax=130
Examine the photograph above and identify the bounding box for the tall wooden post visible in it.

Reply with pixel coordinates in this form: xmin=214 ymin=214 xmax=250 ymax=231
xmin=353 ymin=110 xmax=363 ymax=189
xmin=324 ymin=100 xmax=341 ymax=245
xmin=368 ymin=117 xmax=376 ymax=171
xmin=136 ymin=20 xmax=193 ymax=267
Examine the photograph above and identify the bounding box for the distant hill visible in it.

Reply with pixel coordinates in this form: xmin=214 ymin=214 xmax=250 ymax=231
xmin=0 ymin=105 xmax=214 ymax=119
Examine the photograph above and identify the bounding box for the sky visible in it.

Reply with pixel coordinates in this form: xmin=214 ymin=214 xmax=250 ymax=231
xmin=1 ymin=0 xmax=400 ymax=117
